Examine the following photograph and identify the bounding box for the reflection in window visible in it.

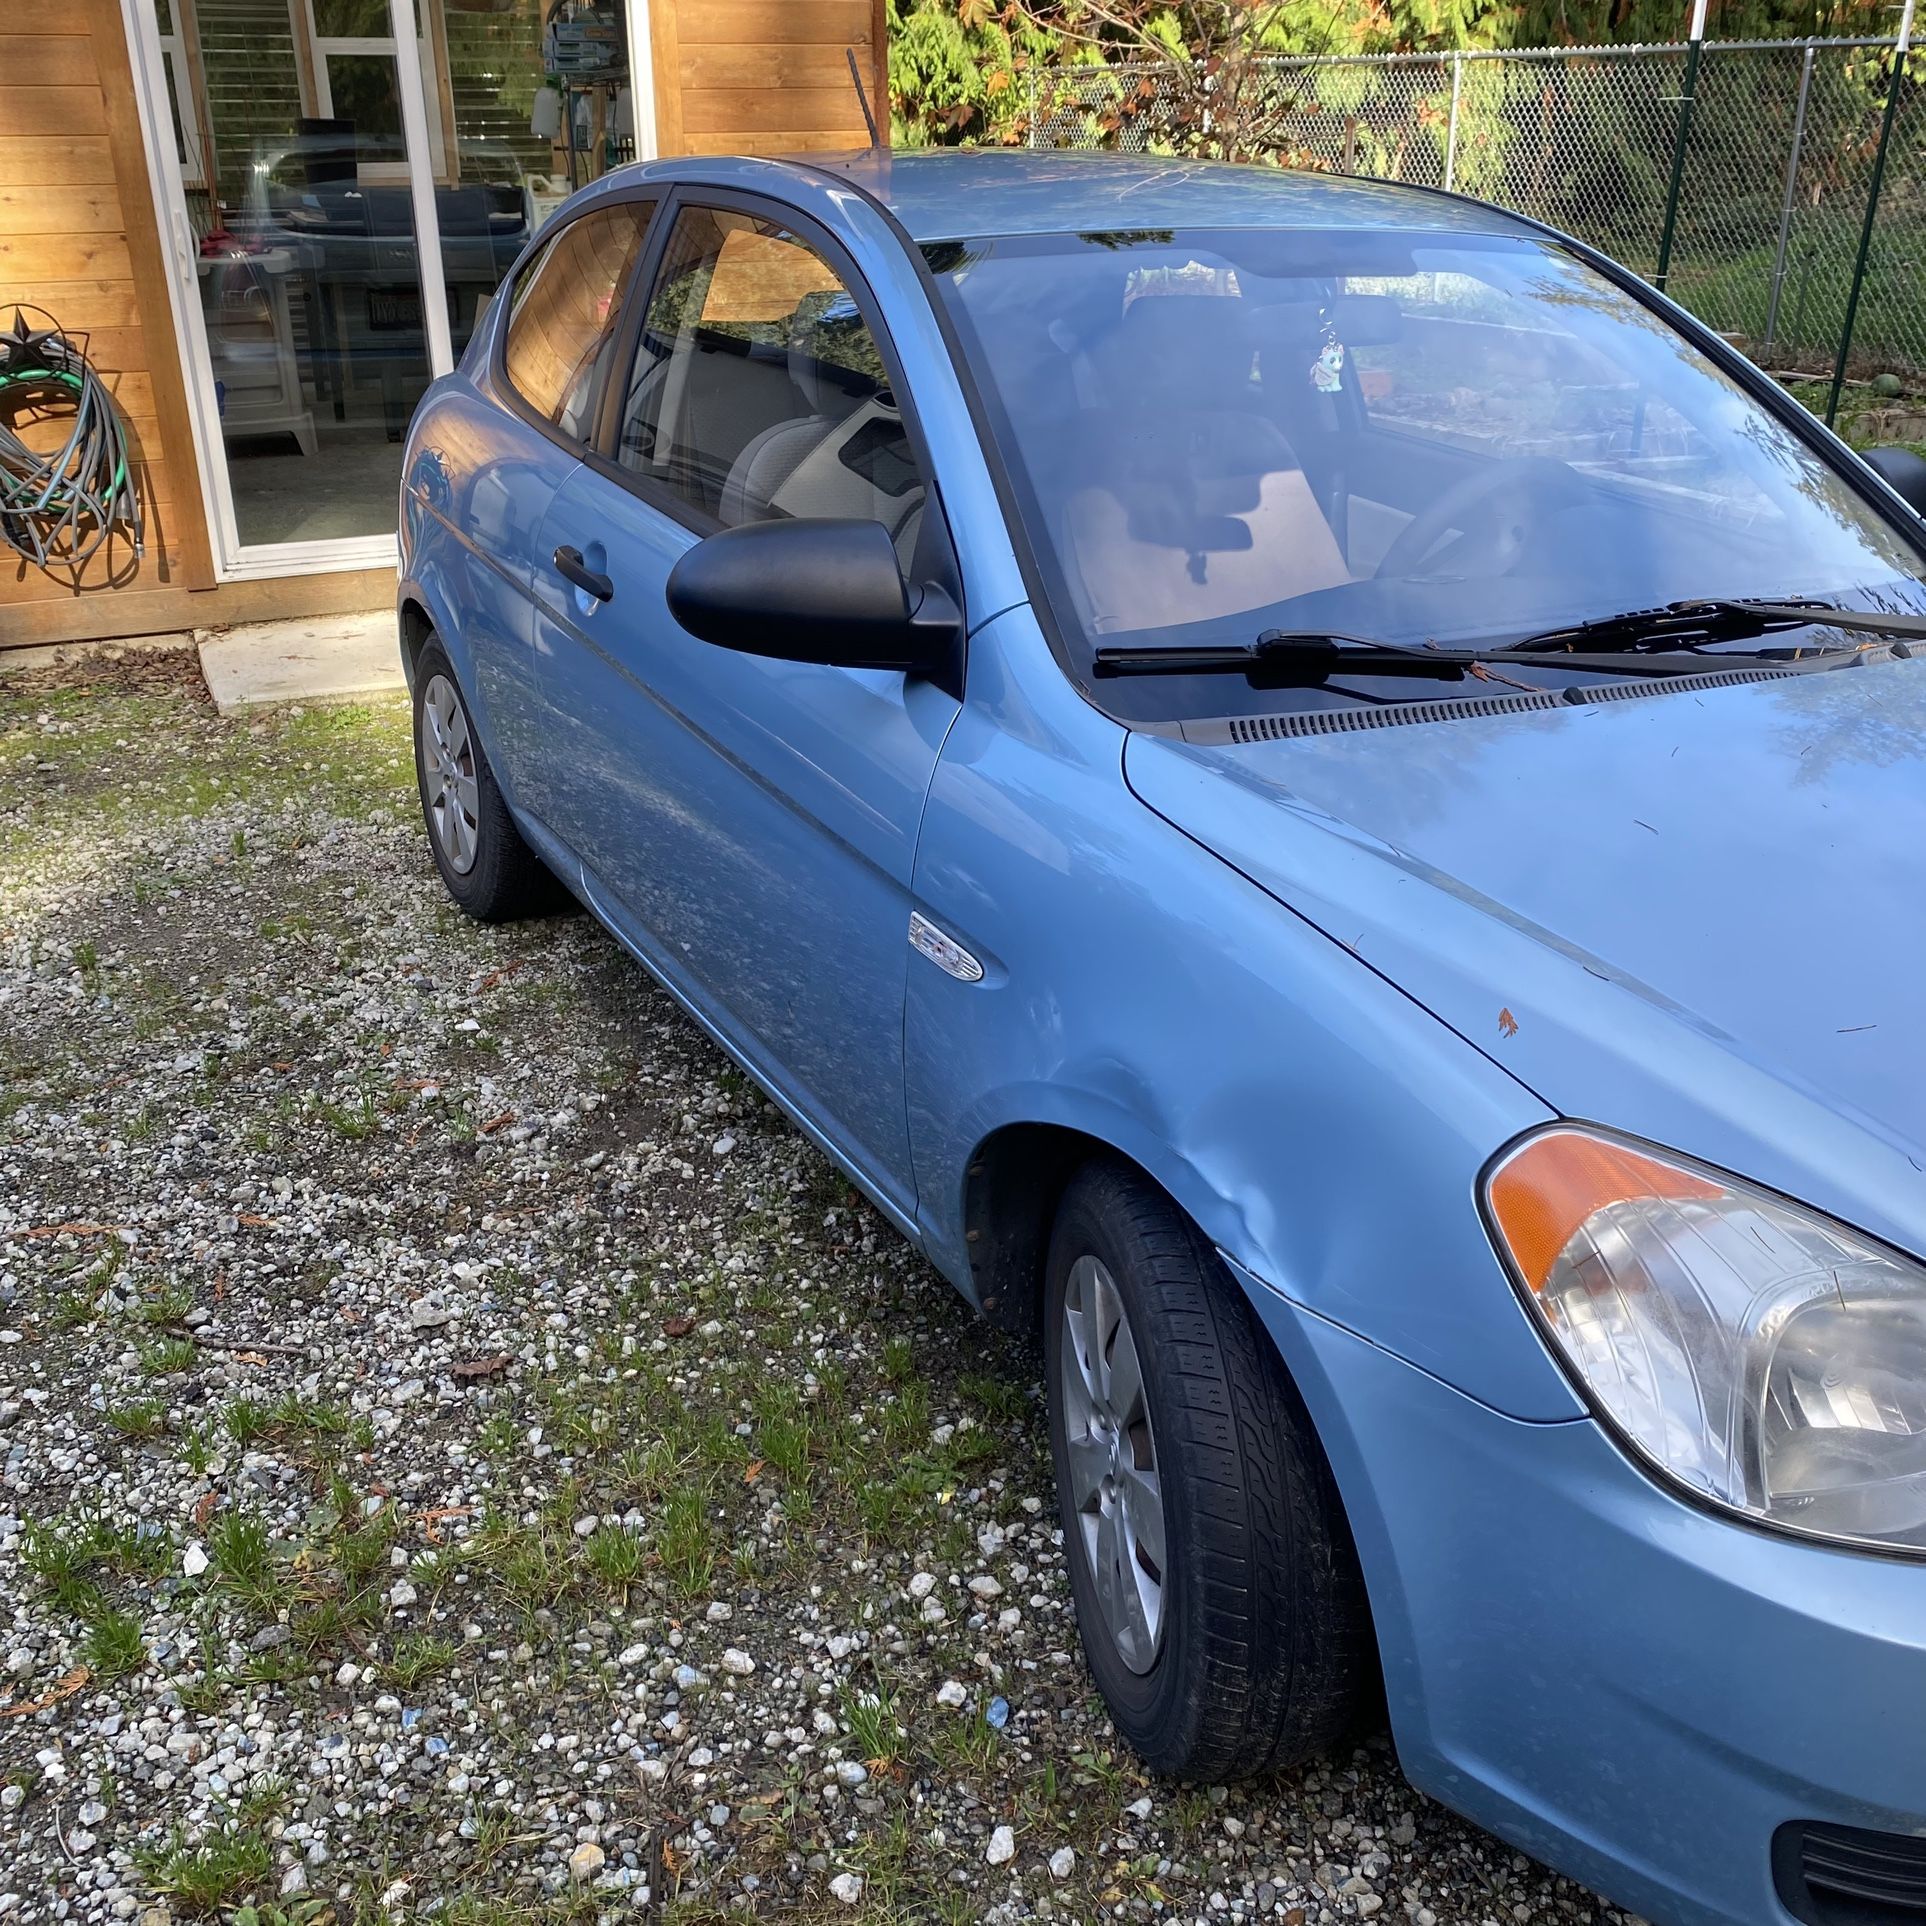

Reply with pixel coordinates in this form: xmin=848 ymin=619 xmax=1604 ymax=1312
xmin=503 ymin=203 xmax=653 ymax=439
xmin=619 ymin=208 xmax=926 ymax=567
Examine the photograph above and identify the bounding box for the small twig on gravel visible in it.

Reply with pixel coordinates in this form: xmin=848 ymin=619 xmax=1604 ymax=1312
xmin=643 ymin=1815 xmax=683 ymax=1922
xmin=173 ymin=1329 xmax=313 ymax=1359
xmin=52 ymin=1804 xmax=80 ymax=1868
xmin=3 ymin=1221 xmax=127 ymax=1241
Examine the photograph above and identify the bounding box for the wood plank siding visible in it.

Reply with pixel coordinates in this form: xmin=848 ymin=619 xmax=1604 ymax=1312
xmin=653 ymin=0 xmax=889 ymax=158
xmin=0 ymin=0 xmax=222 ymax=647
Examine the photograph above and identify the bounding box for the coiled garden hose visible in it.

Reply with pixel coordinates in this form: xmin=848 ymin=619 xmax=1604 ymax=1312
xmin=0 ymin=306 xmax=144 ymax=575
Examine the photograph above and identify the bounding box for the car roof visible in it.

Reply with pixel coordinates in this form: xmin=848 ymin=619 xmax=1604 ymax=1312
xmin=799 ymin=147 xmax=1538 ymax=244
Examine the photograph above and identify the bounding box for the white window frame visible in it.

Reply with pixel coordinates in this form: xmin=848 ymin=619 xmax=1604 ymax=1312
xmin=122 ymin=0 xmax=657 ymax=580
xmin=155 ymin=19 xmax=207 ymax=189
xmin=302 ymin=0 xmax=447 ymax=184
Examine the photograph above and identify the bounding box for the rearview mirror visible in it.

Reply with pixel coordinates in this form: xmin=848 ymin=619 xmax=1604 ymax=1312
xmin=1863 ymin=446 xmax=1926 ymax=518
xmin=666 ymin=518 xmax=963 ymax=697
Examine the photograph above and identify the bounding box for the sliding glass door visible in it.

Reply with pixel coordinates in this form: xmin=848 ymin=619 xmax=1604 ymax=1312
xmin=132 ymin=0 xmax=647 ymax=568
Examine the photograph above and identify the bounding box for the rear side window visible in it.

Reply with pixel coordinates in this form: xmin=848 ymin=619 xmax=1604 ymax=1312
xmin=502 ymin=200 xmax=654 ymax=440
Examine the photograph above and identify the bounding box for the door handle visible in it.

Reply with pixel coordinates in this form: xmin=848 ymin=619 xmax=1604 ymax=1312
xmin=554 ymin=545 xmax=614 ymax=602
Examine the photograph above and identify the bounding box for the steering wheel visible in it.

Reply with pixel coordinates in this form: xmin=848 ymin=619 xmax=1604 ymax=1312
xmin=1375 ymin=456 xmax=1590 ymax=581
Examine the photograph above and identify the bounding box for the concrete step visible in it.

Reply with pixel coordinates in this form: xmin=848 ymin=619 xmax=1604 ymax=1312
xmin=197 ymin=609 xmax=404 ymax=717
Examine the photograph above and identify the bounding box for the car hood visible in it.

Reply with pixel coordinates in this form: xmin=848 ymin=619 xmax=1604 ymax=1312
xmin=1124 ymin=658 xmax=1926 ymax=1260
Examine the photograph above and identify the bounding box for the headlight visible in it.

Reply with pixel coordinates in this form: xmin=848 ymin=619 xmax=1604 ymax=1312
xmin=1484 ymin=1127 xmax=1926 ymax=1554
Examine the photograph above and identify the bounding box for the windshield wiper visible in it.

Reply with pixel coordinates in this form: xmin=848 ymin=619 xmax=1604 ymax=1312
xmin=1090 ymin=628 xmax=1855 ymax=683
xmin=1502 ymin=596 xmax=1926 ymax=655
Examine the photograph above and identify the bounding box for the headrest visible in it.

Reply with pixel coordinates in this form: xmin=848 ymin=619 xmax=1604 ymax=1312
xmin=789 ymin=288 xmax=875 ymax=413
xmin=1331 ymin=293 xmax=1402 ymax=345
xmin=1090 ymin=295 xmax=1254 ymax=410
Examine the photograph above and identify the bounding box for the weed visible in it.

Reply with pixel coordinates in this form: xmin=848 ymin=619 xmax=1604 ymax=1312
xmin=82 ymin=1606 xmax=147 ymax=1681
xmin=269 ymin=1392 xmax=351 ymax=1439
xmin=387 ymin=1633 xmax=458 ymax=1689
xmin=105 ymin=1398 xmax=167 ymax=1440
xmin=140 ymin=1337 xmax=198 ymax=1377
xmin=496 ymin=1524 xmax=572 ymax=1618
xmin=137 ymin=1282 xmax=195 ymax=1326
xmin=841 ymin=1680 xmax=904 ymax=1766
xmin=138 ymin=1822 xmax=273 ymax=1916
xmin=959 ymin=1372 xmax=1028 ymax=1425
xmin=753 ymin=1383 xmax=812 ymax=1486
xmin=22 ymin=1513 xmax=169 ymax=1612
xmin=656 ymin=1482 xmax=716 ymax=1598
xmin=316 ymin=1091 xmax=380 ymax=1141
xmin=223 ymin=1399 xmax=271 ymax=1447
xmin=208 ymin=1510 xmax=276 ymax=1604
xmin=583 ymin=1522 xmax=644 ymax=1597
xmin=178 ymin=1425 xmax=215 ymax=1477
xmin=880 ymin=1378 xmax=932 ymax=1452
xmin=938 ymin=1700 xmax=1003 ymax=1778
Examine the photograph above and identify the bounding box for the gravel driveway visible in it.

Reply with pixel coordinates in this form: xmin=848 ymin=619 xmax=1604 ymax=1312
xmin=0 ymin=651 xmax=1640 ymax=1926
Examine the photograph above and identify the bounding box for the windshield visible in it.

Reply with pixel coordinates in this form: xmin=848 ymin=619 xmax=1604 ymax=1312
xmin=924 ymin=227 xmax=1926 ymax=720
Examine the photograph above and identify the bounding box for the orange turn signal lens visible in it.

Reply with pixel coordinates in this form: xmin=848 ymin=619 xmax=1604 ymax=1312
xmin=1487 ymin=1129 xmax=1723 ymax=1293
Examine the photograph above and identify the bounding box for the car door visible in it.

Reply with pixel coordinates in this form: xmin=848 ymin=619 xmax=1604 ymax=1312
xmin=445 ymin=193 xmax=655 ymax=825
xmin=530 ymin=193 xmax=963 ymax=1223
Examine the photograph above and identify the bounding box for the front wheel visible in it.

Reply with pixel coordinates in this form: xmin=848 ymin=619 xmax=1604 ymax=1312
xmin=1044 ymin=1160 xmax=1369 ymax=1780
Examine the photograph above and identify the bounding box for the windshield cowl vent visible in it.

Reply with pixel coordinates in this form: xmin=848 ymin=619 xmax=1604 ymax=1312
xmin=1176 ymin=664 xmax=1800 ymax=746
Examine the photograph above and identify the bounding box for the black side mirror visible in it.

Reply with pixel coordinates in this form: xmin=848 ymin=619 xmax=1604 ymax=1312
xmin=666 ymin=518 xmax=963 ymax=697
xmin=1863 ymin=446 xmax=1926 ymax=518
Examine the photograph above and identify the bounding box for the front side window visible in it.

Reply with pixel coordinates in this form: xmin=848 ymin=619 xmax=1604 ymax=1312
xmin=617 ymin=206 xmax=925 ymax=562
xmin=925 ymin=228 xmax=1926 ymax=721
xmin=501 ymin=201 xmax=654 ymax=440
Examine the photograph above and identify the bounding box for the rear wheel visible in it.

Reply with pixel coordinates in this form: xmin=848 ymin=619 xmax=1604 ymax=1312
xmin=412 ymin=638 xmax=563 ymax=922
xmin=1044 ymin=1160 xmax=1369 ymax=1780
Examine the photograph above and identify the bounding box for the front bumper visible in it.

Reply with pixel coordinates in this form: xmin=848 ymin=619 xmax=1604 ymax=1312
xmin=1234 ymin=1258 xmax=1926 ymax=1926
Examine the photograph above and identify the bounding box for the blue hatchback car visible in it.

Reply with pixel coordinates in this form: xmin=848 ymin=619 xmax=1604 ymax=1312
xmin=397 ymin=149 xmax=1926 ymax=1926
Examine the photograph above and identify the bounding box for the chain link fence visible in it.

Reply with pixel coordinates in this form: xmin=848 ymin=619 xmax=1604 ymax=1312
xmin=1027 ymin=39 xmax=1923 ymax=380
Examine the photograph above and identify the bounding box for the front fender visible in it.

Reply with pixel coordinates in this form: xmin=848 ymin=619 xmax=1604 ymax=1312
xmin=907 ymin=605 xmax=1581 ymax=1422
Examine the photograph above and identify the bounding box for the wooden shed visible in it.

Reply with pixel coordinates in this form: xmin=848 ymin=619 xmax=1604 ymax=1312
xmin=0 ymin=0 xmax=888 ymax=650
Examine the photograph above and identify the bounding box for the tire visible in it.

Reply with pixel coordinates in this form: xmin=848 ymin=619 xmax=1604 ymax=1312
xmin=411 ymin=638 xmax=563 ymax=922
xmin=1044 ymin=1159 xmax=1369 ymax=1781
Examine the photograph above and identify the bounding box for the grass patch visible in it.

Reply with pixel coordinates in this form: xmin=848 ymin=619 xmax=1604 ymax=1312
xmin=105 ymin=1397 xmax=168 ymax=1440
xmin=82 ymin=1605 xmax=147 ymax=1681
xmin=22 ymin=1512 xmax=171 ymax=1614
xmin=207 ymin=1510 xmax=277 ymax=1607
xmin=656 ymin=1483 xmax=717 ymax=1598
xmin=583 ymin=1521 xmax=645 ymax=1598
xmin=139 ymin=1822 xmax=274 ymax=1916
xmin=842 ymin=1681 xmax=905 ymax=1767
xmin=387 ymin=1632 xmax=458 ymax=1689
xmin=140 ymin=1336 xmax=198 ymax=1376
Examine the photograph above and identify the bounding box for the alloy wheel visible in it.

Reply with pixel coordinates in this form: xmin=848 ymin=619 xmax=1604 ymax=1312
xmin=1060 ymin=1253 xmax=1167 ymax=1673
xmin=421 ymin=672 xmax=480 ymax=875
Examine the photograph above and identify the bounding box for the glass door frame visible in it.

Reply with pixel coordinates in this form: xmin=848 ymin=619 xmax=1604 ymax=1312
xmin=120 ymin=0 xmax=659 ymax=581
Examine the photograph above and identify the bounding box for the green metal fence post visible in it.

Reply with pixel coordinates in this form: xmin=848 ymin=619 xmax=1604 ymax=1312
xmin=1826 ymin=0 xmax=1914 ymax=425
xmin=1654 ymin=0 xmax=1709 ymax=292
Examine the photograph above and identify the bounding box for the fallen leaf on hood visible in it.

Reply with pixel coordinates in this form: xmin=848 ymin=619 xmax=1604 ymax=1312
xmin=1497 ymin=1007 xmax=1520 ymax=1038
